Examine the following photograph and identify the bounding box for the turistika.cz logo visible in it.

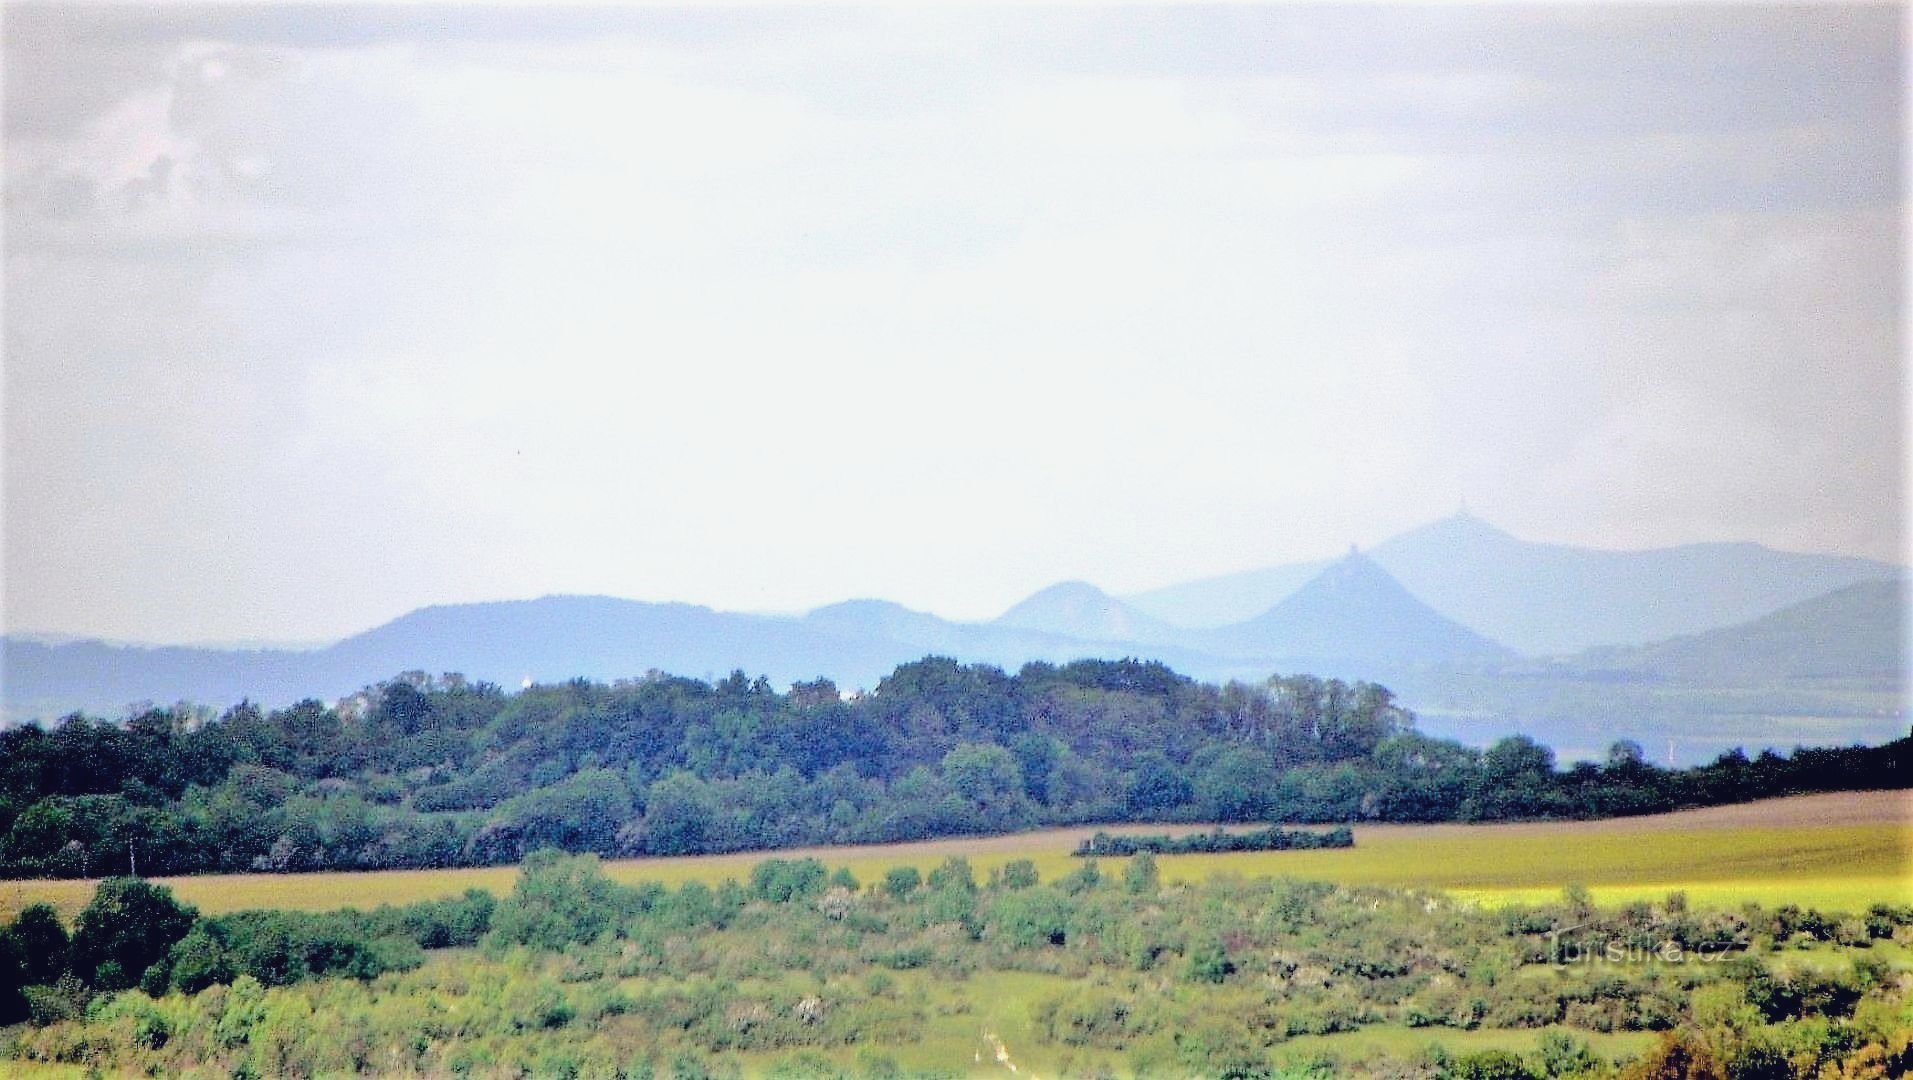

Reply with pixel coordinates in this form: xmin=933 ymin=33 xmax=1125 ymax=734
xmin=1544 ymin=923 xmax=1733 ymax=967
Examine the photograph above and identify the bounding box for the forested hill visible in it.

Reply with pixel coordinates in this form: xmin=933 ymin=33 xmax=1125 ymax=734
xmin=1 ymin=657 xmax=1905 ymax=880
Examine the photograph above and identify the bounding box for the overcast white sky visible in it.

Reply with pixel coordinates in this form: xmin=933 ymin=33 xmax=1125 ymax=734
xmin=2 ymin=3 xmax=1905 ymax=644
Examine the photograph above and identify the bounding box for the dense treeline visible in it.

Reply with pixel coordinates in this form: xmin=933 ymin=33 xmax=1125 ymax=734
xmin=0 ymin=657 xmax=1905 ymax=878
xmin=1074 ymin=825 xmax=1354 ymax=856
xmin=6 ymin=852 xmax=1912 ymax=1077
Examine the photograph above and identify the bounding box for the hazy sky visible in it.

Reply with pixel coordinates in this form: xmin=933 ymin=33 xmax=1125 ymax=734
xmin=3 ymin=3 xmax=1905 ymax=644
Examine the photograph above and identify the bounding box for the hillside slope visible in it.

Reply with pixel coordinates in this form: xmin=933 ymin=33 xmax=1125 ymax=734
xmin=1204 ymin=552 xmax=1513 ymax=668
xmin=1578 ymin=579 xmax=1909 ymax=685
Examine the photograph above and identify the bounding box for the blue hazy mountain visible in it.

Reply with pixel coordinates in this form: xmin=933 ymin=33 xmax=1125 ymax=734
xmin=993 ymin=581 xmax=1180 ymax=644
xmin=3 ymin=596 xmax=905 ymax=720
xmin=1125 ymin=558 xmax=1333 ymax=629
xmin=1368 ymin=512 xmax=1902 ymax=656
xmin=1 ymin=595 xmax=1256 ymax=723
xmin=5 ymin=518 xmax=1904 ymax=761
xmin=1571 ymin=578 xmax=1909 ymax=685
xmin=1126 ymin=511 xmax=1900 ymax=655
xmin=1202 ymin=552 xmax=1514 ymax=670
xmin=1395 ymin=577 xmax=1910 ymax=764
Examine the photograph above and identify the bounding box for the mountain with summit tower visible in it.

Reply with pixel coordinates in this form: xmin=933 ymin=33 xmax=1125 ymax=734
xmin=1203 ymin=550 xmax=1514 ymax=669
xmin=5 ymin=512 xmax=1903 ymax=761
xmin=1127 ymin=510 xmax=1900 ymax=655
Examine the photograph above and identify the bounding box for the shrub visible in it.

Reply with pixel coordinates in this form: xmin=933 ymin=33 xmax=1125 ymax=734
xmin=1122 ymin=853 xmax=1159 ymax=895
xmin=69 ymin=877 xmax=197 ymax=992
xmin=489 ymin=849 xmax=630 ymax=950
xmin=881 ymin=867 xmax=921 ymax=902
xmin=751 ymin=859 xmax=829 ymax=904
xmin=988 ymin=888 xmax=1072 ymax=949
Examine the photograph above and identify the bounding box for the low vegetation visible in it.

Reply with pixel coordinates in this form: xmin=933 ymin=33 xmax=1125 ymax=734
xmin=4 ymin=852 xmax=1910 ymax=1077
xmin=1075 ymin=825 xmax=1354 ymax=856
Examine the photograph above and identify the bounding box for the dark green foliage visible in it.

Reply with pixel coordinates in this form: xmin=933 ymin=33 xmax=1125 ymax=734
xmin=6 ymin=903 xmax=69 ymax=985
xmin=141 ymin=883 xmax=492 ymax=997
xmin=489 ymin=849 xmax=628 ymax=950
xmin=0 ymin=903 xmax=68 ymax=1023
xmin=750 ymin=858 xmax=829 ymax=904
xmin=199 ymin=909 xmax=424 ymax=986
xmin=1075 ymin=825 xmax=1353 ymax=856
xmin=1192 ymin=746 xmax=1279 ymax=820
xmin=0 ymin=661 xmax=1905 ymax=877
xmin=164 ymin=923 xmax=234 ymax=994
xmin=881 ymin=866 xmax=921 ymax=901
xmin=1123 ymin=751 xmax=1192 ymax=816
xmin=986 ymin=887 xmax=1072 ymax=948
xmin=1738 ymin=959 xmax=1864 ymax=1021
xmin=69 ymin=878 xmax=196 ymax=991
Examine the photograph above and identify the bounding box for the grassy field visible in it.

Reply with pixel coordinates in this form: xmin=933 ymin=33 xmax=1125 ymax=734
xmin=4 ymin=791 xmax=1906 ymax=922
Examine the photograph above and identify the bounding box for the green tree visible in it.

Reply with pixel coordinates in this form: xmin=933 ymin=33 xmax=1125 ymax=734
xmin=69 ymin=878 xmax=197 ymax=992
xmin=1122 ymin=852 xmax=1159 ymax=895
xmin=1125 ymin=752 xmax=1191 ymax=816
xmin=1184 ymin=934 xmax=1231 ymax=984
xmin=1193 ymin=747 xmax=1276 ymax=821
xmin=1000 ymin=859 xmax=1039 ymax=890
xmin=988 ymin=887 xmax=1072 ymax=948
xmin=637 ymin=772 xmax=718 ymax=856
xmin=882 ymin=866 xmax=922 ymax=901
xmin=488 ymin=850 xmax=627 ymax=951
xmin=6 ymin=903 xmax=70 ymax=984
xmin=750 ymin=858 xmax=828 ymax=903
xmin=166 ymin=923 xmax=235 ymax=994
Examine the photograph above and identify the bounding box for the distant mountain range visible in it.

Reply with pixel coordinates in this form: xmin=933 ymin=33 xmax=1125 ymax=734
xmin=1125 ymin=511 xmax=1900 ymax=655
xmin=4 ymin=514 xmax=1905 ymax=761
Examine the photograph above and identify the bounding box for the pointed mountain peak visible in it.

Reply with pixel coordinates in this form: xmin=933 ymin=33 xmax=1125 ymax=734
xmin=1317 ymin=547 xmax=1394 ymax=583
xmin=1212 ymin=552 xmax=1512 ymax=666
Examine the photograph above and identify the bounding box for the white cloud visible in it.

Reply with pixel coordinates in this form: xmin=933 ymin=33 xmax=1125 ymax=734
xmin=3 ymin=6 xmax=1901 ymax=640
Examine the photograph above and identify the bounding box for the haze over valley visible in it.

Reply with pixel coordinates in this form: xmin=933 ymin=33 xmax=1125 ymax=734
xmin=8 ymin=512 xmax=1903 ymax=764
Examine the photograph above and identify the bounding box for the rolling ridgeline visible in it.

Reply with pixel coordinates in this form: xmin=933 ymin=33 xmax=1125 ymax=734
xmin=7 ymin=512 xmax=1906 ymax=764
xmin=1 ymin=657 xmax=1905 ymax=880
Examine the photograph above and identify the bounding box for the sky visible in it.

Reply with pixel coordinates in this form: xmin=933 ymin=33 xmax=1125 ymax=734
xmin=2 ymin=3 xmax=1905 ymax=645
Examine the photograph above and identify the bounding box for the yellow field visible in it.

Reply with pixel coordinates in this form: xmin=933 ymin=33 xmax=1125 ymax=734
xmin=4 ymin=790 xmax=1906 ymax=922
